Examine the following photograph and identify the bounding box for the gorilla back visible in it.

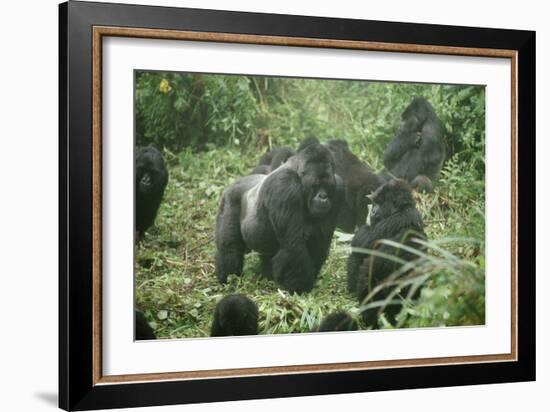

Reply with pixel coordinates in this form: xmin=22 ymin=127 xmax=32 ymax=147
xmin=382 ymin=97 xmax=445 ymax=189
xmin=250 ymin=146 xmax=295 ymax=175
xmin=347 ymin=179 xmax=427 ymax=326
xmin=326 ymin=139 xmax=383 ymax=232
xmin=215 ymin=141 xmax=341 ymax=293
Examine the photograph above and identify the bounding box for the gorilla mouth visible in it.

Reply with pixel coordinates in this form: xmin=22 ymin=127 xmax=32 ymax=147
xmin=140 ymin=174 xmax=152 ymax=187
xmin=311 ymin=201 xmax=331 ymax=217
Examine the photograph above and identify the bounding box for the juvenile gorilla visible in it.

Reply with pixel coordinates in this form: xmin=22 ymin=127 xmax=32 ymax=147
xmin=136 ymin=146 xmax=169 ymax=236
xmin=326 ymin=139 xmax=384 ymax=232
xmin=381 ymin=97 xmax=445 ymax=191
xmin=317 ymin=312 xmax=359 ymax=332
xmin=211 ymin=294 xmax=259 ymax=337
xmin=215 ymin=141 xmax=341 ymax=293
xmin=347 ymin=179 xmax=426 ymax=326
xmin=251 ymin=147 xmax=295 ymax=175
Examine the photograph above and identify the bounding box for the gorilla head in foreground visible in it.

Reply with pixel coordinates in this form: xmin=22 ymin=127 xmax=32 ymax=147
xmin=211 ymin=294 xmax=259 ymax=337
xmin=381 ymin=97 xmax=445 ymax=191
xmin=317 ymin=312 xmax=359 ymax=332
xmin=251 ymin=147 xmax=295 ymax=175
xmin=215 ymin=140 xmax=342 ymax=293
xmin=347 ymin=179 xmax=426 ymax=327
xmin=135 ymin=145 xmax=168 ymax=237
xmin=135 ymin=310 xmax=156 ymax=340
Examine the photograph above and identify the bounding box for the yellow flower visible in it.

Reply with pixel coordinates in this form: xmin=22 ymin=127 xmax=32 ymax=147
xmin=159 ymin=79 xmax=172 ymax=94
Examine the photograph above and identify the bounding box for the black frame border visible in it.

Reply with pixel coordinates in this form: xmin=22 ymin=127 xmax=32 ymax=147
xmin=59 ymin=1 xmax=535 ymax=410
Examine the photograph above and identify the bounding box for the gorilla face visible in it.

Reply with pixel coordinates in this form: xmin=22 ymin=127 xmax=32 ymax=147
xmin=139 ymin=171 xmax=153 ymax=192
xmin=135 ymin=146 xmax=169 ymax=235
xmin=298 ymin=146 xmax=337 ymax=218
xmin=136 ymin=147 xmax=167 ymax=198
xmin=369 ymin=179 xmax=415 ymax=226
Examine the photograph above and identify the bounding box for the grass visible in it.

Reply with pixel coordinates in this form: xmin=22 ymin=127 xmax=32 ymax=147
xmin=135 ymin=76 xmax=486 ymax=338
xmin=135 ymin=145 xmax=485 ymax=339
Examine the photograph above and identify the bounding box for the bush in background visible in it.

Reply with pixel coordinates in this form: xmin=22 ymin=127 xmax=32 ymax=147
xmin=135 ymin=72 xmax=485 ymax=178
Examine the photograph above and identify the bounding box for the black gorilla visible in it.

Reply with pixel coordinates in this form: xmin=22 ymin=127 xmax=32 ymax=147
xmin=251 ymin=147 xmax=295 ymax=175
xmin=317 ymin=312 xmax=359 ymax=332
xmin=135 ymin=310 xmax=156 ymax=340
xmin=381 ymin=97 xmax=445 ymax=191
xmin=211 ymin=294 xmax=259 ymax=337
xmin=215 ymin=140 xmax=342 ymax=293
xmin=347 ymin=179 xmax=426 ymax=326
xmin=326 ymin=139 xmax=384 ymax=232
xmin=136 ymin=146 xmax=168 ymax=236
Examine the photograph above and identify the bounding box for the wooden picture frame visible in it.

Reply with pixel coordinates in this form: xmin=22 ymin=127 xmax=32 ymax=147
xmin=59 ymin=1 xmax=535 ymax=410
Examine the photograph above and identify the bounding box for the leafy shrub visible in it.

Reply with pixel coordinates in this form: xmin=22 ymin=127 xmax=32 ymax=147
xmin=136 ymin=72 xmax=259 ymax=150
xmin=136 ymin=73 xmax=485 ymax=176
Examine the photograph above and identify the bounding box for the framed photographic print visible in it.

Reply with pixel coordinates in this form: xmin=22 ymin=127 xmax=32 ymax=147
xmin=59 ymin=1 xmax=535 ymax=410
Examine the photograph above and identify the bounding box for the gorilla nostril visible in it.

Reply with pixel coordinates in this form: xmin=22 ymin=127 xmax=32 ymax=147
xmin=318 ymin=192 xmax=328 ymax=201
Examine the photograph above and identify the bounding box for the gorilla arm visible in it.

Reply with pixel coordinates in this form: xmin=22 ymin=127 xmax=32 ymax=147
xmin=382 ymin=130 xmax=418 ymax=170
xmin=260 ymin=169 xmax=317 ymax=294
xmin=419 ymin=132 xmax=445 ymax=180
xmin=347 ymin=205 xmax=423 ymax=295
xmin=215 ymin=174 xmax=264 ymax=283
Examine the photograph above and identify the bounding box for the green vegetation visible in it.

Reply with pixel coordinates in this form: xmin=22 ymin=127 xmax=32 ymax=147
xmin=135 ymin=72 xmax=485 ymax=338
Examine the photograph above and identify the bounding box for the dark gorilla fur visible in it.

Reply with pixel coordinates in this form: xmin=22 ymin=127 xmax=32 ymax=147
xmin=215 ymin=140 xmax=342 ymax=293
xmin=251 ymin=147 xmax=295 ymax=174
xmin=136 ymin=146 xmax=168 ymax=235
xmin=211 ymin=294 xmax=259 ymax=337
xmin=317 ymin=312 xmax=359 ymax=332
xmin=326 ymin=139 xmax=384 ymax=232
xmin=347 ymin=179 xmax=426 ymax=326
xmin=381 ymin=97 xmax=445 ymax=191
xmin=135 ymin=310 xmax=156 ymax=340
xmin=411 ymin=174 xmax=434 ymax=193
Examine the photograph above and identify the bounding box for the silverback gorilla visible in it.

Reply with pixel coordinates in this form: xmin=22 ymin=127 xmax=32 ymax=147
xmin=326 ymin=139 xmax=384 ymax=232
xmin=381 ymin=97 xmax=445 ymax=191
xmin=347 ymin=179 xmax=426 ymax=326
xmin=211 ymin=294 xmax=259 ymax=336
xmin=215 ymin=141 xmax=342 ymax=293
xmin=251 ymin=147 xmax=295 ymax=175
xmin=136 ymin=146 xmax=168 ymax=237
